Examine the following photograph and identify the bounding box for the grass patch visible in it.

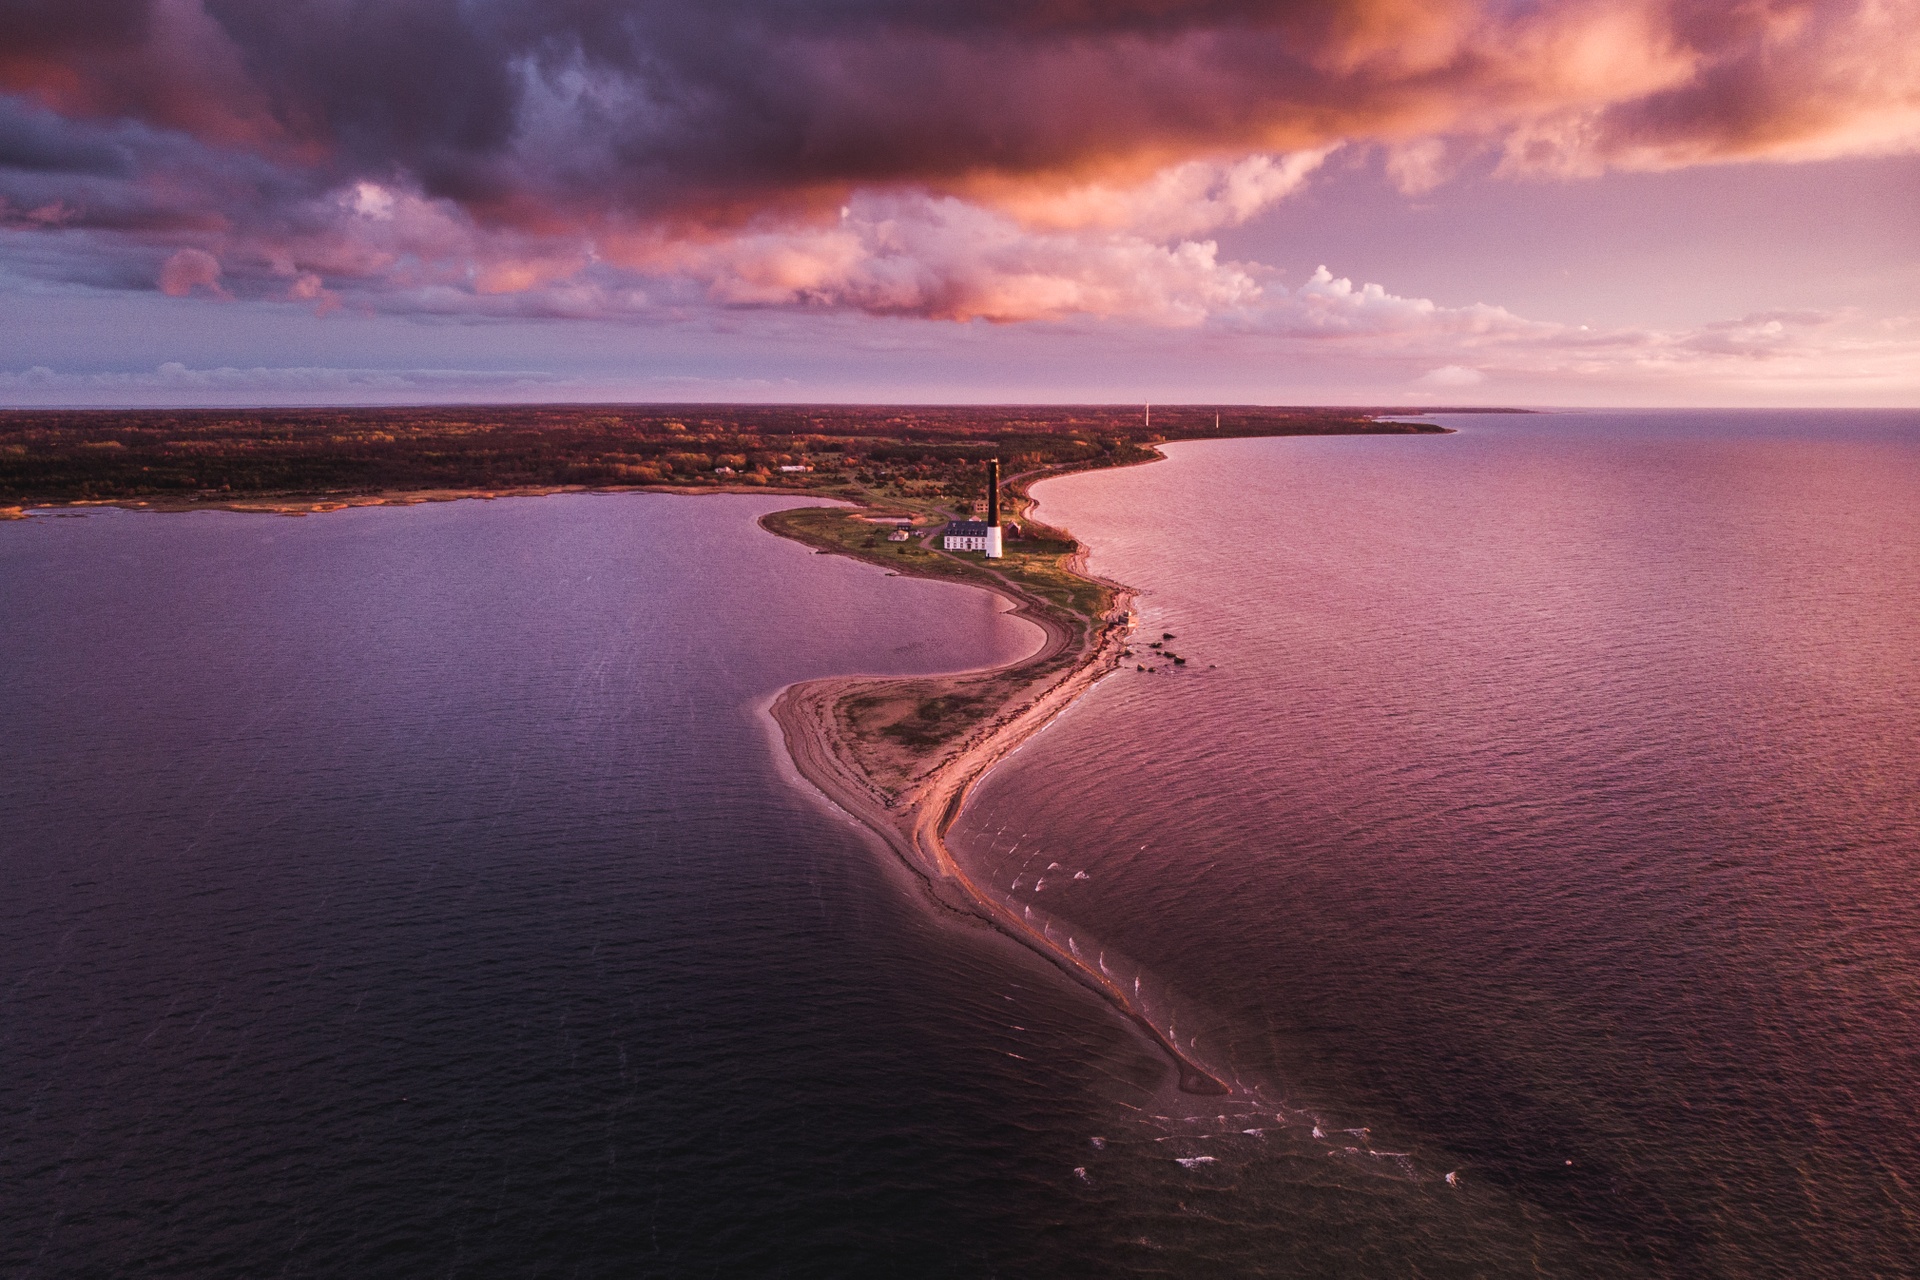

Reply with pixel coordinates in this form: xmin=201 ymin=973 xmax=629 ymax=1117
xmin=762 ymin=504 xmax=1109 ymax=634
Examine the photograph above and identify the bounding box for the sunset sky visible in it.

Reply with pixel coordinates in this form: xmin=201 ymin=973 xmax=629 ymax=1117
xmin=3 ymin=0 xmax=1916 ymax=406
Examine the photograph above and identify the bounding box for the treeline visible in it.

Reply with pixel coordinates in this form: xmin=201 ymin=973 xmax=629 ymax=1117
xmin=0 ymin=404 xmax=1448 ymax=505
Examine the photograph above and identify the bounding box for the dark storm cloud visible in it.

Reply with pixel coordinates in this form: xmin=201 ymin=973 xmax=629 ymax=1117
xmin=0 ymin=0 xmax=150 ymax=55
xmin=0 ymin=98 xmax=134 ymax=176
xmin=0 ymin=0 xmax=1915 ymax=333
xmin=3 ymin=0 xmax=1913 ymax=224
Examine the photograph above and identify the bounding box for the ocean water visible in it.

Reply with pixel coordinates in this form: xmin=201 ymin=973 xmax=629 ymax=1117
xmin=5 ymin=410 xmax=1918 ymax=1276
xmin=953 ymin=410 xmax=1920 ymax=1276
xmin=0 ymin=494 xmax=1166 ymax=1277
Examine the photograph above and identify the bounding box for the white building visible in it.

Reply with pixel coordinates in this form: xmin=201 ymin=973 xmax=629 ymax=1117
xmin=943 ymin=519 xmax=1004 ymax=556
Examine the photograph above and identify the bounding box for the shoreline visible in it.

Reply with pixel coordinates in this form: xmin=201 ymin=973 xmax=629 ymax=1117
xmin=0 ymin=480 xmax=824 ymax=521
xmin=764 ymin=455 xmax=1236 ymax=1095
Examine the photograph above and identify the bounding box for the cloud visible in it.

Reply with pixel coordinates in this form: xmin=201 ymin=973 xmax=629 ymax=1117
xmin=2 ymin=0 xmax=1918 ymax=376
xmin=983 ymin=151 xmax=1334 ymax=238
xmin=616 ymin=190 xmax=1269 ymax=324
xmin=1350 ymin=297 xmax=1920 ymax=398
xmin=1415 ymin=364 xmax=1487 ymax=387
xmin=0 ymin=359 xmax=581 ymax=405
xmin=6 ymin=2 xmax=1917 ymax=218
xmin=1498 ymin=1 xmax=1920 ymax=175
xmin=157 ymin=246 xmax=225 ymax=297
xmin=1383 ymin=140 xmax=1454 ymax=195
xmin=1188 ymin=272 xmax=1920 ymax=400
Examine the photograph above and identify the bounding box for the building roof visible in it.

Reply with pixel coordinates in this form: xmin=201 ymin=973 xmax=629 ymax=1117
xmin=946 ymin=520 xmax=990 ymax=536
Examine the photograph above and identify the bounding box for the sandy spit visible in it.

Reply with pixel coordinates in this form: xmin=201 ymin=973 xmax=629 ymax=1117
xmin=766 ymin=539 xmax=1232 ymax=1095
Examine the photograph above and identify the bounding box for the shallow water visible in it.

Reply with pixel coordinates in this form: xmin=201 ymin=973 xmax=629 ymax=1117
xmin=954 ymin=410 xmax=1920 ymax=1276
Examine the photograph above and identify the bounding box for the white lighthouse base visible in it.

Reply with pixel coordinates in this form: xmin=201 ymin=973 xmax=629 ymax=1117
xmin=985 ymin=526 xmax=1004 ymax=558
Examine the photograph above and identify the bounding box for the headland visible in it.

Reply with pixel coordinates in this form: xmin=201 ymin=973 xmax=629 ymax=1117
xmin=757 ymin=421 xmax=1457 ymax=1094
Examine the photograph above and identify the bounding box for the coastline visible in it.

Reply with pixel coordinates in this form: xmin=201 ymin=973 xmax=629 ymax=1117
xmin=763 ymin=453 xmax=1236 ymax=1095
xmin=0 ymin=480 xmax=818 ymax=520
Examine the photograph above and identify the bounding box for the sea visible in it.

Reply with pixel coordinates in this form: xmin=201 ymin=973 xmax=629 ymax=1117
xmin=3 ymin=409 xmax=1917 ymax=1277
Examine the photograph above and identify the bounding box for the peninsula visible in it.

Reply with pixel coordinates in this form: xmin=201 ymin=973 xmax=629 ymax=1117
xmin=753 ymin=413 xmax=1458 ymax=1094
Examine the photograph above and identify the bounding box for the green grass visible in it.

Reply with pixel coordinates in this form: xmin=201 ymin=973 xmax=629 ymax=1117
xmin=759 ymin=503 xmax=1113 ymax=677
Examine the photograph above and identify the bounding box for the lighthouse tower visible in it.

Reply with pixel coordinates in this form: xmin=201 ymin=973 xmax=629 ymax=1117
xmin=985 ymin=457 xmax=1004 ymax=558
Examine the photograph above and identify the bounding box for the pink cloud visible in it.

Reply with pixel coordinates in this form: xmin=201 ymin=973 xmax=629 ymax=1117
xmin=2 ymin=0 xmax=1915 ymax=407
xmin=1416 ymin=364 xmax=1488 ymax=388
xmin=157 ymin=246 xmax=227 ymax=298
xmin=6 ymin=1 xmax=1917 ymax=224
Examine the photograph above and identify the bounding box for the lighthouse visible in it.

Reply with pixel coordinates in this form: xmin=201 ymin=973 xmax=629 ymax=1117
xmin=985 ymin=456 xmax=1004 ymax=558
xmin=941 ymin=457 xmax=1006 ymax=557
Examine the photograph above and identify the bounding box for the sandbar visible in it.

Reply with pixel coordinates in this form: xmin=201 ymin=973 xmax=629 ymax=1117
xmin=764 ymin=472 xmax=1233 ymax=1095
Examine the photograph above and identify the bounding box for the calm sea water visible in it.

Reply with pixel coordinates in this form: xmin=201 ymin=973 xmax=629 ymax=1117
xmin=1 ymin=494 xmax=1165 ymax=1277
xmin=955 ymin=410 xmax=1920 ymax=1276
xmin=5 ymin=411 xmax=1918 ymax=1276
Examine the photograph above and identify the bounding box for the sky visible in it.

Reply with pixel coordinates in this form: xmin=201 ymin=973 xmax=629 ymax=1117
xmin=2 ymin=0 xmax=1917 ymax=407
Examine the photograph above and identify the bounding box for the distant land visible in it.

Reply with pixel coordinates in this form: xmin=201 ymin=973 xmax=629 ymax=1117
xmin=0 ymin=404 xmax=1505 ymax=517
